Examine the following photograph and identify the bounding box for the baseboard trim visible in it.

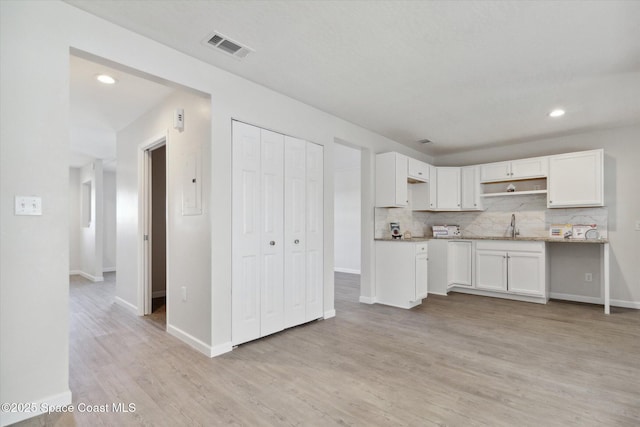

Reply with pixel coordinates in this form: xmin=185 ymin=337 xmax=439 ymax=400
xmin=549 ymin=293 xmax=603 ymax=305
xmin=334 ymin=267 xmax=361 ymax=275
xmin=610 ymin=299 xmax=640 ymax=310
xmin=167 ymin=324 xmax=216 ymax=358
xmin=428 ymin=291 xmax=449 ymax=296
xmin=359 ymin=295 xmax=376 ymax=304
xmin=0 ymin=389 xmax=71 ymax=426
xmin=152 ymin=290 xmax=166 ymax=299
xmin=451 ymin=288 xmax=547 ymax=304
xmin=70 ymin=270 xmax=104 ymax=282
xmin=210 ymin=341 xmax=233 ymax=357
xmin=103 ymin=267 xmax=116 ymax=273
xmin=114 ymin=296 xmax=137 ymax=314
xmin=549 ymin=293 xmax=639 ymax=310
xmin=323 ymin=309 xmax=336 ymax=319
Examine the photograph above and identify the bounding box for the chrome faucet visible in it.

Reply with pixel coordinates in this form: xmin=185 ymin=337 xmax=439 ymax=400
xmin=510 ymin=213 xmax=519 ymax=238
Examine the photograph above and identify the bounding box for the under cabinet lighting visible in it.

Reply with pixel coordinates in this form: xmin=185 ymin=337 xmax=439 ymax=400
xmin=549 ymin=109 xmax=565 ymax=118
xmin=96 ymin=74 xmax=117 ymax=85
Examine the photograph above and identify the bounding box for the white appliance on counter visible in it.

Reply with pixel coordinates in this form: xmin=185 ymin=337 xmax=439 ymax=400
xmin=432 ymin=225 xmax=461 ymax=238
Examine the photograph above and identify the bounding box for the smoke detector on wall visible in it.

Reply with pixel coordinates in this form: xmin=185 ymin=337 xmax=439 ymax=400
xmin=203 ymin=32 xmax=253 ymax=60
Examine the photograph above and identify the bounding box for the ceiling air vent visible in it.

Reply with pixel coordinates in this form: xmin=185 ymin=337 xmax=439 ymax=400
xmin=204 ymin=32 xmax=253 ymax=60
xmin=418 ymin=139 xmax=433 ymax=144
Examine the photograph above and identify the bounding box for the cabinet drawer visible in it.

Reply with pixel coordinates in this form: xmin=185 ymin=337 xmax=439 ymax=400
xmin=476 ymin=240 xmax=544 ymax=253
xmin=415 ymin=243 xmax=428 ymax=254
xmin=408 ymin=158 xmax=429 ymax=182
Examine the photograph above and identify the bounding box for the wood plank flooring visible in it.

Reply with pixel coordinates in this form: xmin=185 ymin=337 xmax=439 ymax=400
xmin=15 ymin=272 xmax=640 ymax=426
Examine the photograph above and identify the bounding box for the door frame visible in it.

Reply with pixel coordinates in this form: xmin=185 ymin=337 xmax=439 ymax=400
xmin=138 ymin=132 xmax=168 ymax=316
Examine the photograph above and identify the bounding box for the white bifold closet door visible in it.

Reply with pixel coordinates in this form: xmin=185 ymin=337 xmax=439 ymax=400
xmin=232 ymin=121 xmax=323 ymax=346
xmin=232 ymin=122 xmax=284 ymax=345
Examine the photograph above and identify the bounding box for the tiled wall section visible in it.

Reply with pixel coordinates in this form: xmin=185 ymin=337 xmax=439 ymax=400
xmin=375 ymin=191 xmax=608 ymax=239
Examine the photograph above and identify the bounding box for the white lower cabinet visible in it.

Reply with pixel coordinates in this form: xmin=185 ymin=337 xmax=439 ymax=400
xmin=474 ymin=241 xmax=547 ymax=300
xmin=375 ymin=241 xmax=428 ymax=309
xmin=447 ymin=241 xmax=473 ymax=288
xmin=232 ymin=121 xmax=323 ymax=346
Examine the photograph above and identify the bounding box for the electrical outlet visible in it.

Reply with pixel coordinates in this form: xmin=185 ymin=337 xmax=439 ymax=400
xmin=585 ymin=273 xmax=593 ymax=282
xmin=181 ymin=286 xmax=187 ymax=302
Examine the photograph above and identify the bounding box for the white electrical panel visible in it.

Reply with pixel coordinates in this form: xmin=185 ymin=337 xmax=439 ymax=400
xmin=15 ymin=196 xmax=42 ymax=215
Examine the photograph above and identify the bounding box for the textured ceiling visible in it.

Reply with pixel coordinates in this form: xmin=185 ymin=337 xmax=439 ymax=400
xmin=66 ymin=0 xmax=640 ymax=156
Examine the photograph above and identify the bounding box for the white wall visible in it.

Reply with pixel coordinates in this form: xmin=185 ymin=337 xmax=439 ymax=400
xmin=103 ymin=170 xmax=116 ymax=272
xmin=436 ymin=124 xmax=640 ymax=306
xmin=69 ymin=167 xmax=81 ymax=272
xmin=79 ymin=160 xmax=104 ymax=281
xmin=1 ymin=2 xmax=71 ymax=423
xmin=117 ymin=89 xmax=211 ymax=347
xmin=0 ymin=2 xmax=432 ymax=422
xmin=334 ymin=144 xmax=361 ymax=274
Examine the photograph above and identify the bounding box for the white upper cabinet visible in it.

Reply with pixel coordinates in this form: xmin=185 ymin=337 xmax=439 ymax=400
xmin=375 ymin=152 xmax=408 ymax=207
xmin=435 ymin=167 xmax=461 ymax=210
xmin=461 ymin=166 xmax=482 ymax=210
xmin=408 ymin=158 xmax=430 ymax=182
xmin=548 ymin=149 xmax=603 ymax=208
xmin=480 ymin=157 xmax=548 ymax=182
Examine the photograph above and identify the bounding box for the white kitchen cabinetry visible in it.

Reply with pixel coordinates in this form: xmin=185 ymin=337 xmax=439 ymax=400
xmin=448 ymin=241 xmax=472 ymax=288
xmin=461 ymin=166 xmax=482 ymax=210
xmin=375 ymin=241 xmax=428 ymax=309
xmin=435 ymin=167 xmax=461 ymax=210
xmin=480 ymin=157 xmax=548 ymax=182
xmin=548 ymin=149 xmax=603 ymax=208
xmin=232 ymin=121 xmax=323 ymax=346
xmin=474 ymin=241 xmax=546 ymax=299
xmin=408 ymin=158 xmax=429 ymax=182
xmin=375 ymin=152 xmax=408 ymax=207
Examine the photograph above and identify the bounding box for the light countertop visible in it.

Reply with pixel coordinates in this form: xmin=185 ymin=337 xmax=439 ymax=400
xmin=375 ymin=236 xmax=609 ymax=244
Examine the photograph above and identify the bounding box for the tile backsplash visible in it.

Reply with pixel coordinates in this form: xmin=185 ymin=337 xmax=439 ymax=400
xmin=375 ymin=190 xmax=608 ymax=239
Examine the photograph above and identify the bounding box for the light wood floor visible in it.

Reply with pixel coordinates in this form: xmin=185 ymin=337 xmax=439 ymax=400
xmin=16 ymin=272 xmax=640 ymax=426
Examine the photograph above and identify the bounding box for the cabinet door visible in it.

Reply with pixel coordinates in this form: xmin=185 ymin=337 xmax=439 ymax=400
xmin=475 ymin=249 xmax=507 ymax=292
xmin=548 ymin=150 xmax=603 ymax=208
xmin=408 ymin=158 xmax=429 ymax=182
xmin=507 ymin=251 xmax=544 ymax=296
xmin=284 ymin=136 xmax=307 ymax=328
xmin=305 ymin=142 xmax=324 ymax=322
xmin=435 ymin=167 xmax=461 ymax=210
xmin=375 ymin=152 xmax=408 ymax=207
xmin=232 ymin=121 xmax=262 ymax=345
xmin=480 ymin=162 xmax=511 ymax=182
xmin=426 ymin=165 xmax=437 ymax=210
xmin=511 ymin=157 xmax=548 ymax=180
xmin=448 ymin=241 xmax=472 ymax=287
xmin=461 ymin=166 xmax=481 ymax=210
xmin=259 ymin=129 xmax=285 ymax=337
xmin=415 ymin=255 xmax=429 ymax=300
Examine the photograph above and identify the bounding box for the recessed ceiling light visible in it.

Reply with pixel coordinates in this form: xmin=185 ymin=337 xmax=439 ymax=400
xmin=549 ymin=108 xmax=565 ymax=118
xmin=96 ymin=74 xmax=117 ymax=85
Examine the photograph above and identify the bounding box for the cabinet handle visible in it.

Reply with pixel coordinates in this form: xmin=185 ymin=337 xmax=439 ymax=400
xmin=270 ymin=241 xmax=276 ymax=246
xmin=418 ymin=172 xmax=422 ymax=175
xmin=294 ymin=239 xmax=300 ymax=244
xmin=549 ymin=200 xmax=553 ymax=204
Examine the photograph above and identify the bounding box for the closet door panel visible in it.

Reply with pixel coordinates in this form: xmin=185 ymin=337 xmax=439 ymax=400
xmin=232 ymin=121 xmax=261 ymax=345
xmin=284 ymin=137 xmax=307 ymax=328
xmin=305 ymin=142 xmax=324 ymax=321
xmin=259 ymin=129 xmax=284 ymax=336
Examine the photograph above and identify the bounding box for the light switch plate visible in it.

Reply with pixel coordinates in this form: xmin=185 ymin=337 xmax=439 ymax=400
xmin=15 ymin=196 xmax=42 ymax=216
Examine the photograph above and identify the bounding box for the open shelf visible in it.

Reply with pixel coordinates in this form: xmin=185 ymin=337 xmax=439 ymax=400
xmin=481 ymin=189 xmax=547 ymax=198
xmin=481 ymin=177 xmax=547 ymax=198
